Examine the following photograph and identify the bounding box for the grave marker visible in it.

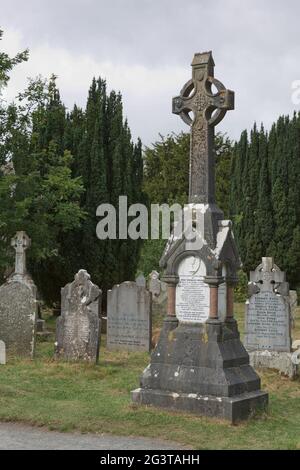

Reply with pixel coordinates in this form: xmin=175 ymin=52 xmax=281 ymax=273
xmin=245 ymin=258 xmax=297 ymax=377
xmin=107 ymin=281 xmax=151 ymax=352
xmin=0 ymin=231 xmax=37 ymax=358
xmin=55 ymin=270 xmax=102 ymax=362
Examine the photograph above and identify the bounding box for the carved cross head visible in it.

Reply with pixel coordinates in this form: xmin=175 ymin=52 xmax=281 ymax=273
xmin=250 ymin=257 xmax=288 ymax=295
xmin=11 ymin=231 xmax=31 ymax=254
xmin=172 ymin=51 xmax=234 ymax=128
xmin=10 ymin=231 xmax=31 ymax=276
xmin=68 ymin=269 xmax=100 ymax=309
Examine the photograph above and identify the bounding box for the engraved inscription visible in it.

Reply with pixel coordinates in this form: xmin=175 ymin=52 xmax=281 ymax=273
xmin=176 ymin=256 xmax=209 ymax=323
xmin=245 ymin=291 xmax=290 ymax=352
xmin=107 ymin=282 xmax=151 ymax=352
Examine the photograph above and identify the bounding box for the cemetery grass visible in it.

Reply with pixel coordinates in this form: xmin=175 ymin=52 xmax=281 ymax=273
xmin=0 ymin=307 xmax=299 ymax=450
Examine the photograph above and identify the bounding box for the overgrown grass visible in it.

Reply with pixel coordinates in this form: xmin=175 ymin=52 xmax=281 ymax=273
xmin=0 ymin=304 xmax=299 ymax=449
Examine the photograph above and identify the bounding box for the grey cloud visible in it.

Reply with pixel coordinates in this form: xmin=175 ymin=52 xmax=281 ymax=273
xmin=2 ymin=0 xmax=300 ymax=144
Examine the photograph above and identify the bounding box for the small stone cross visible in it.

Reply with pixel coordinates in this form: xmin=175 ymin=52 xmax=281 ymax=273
xmin=249 ymin=257 xmax=288 ymax=295
xmin=10 ymin=231 xmax=31 ymax=276
xmin=173 ymin=51 xmax=234 ymax=203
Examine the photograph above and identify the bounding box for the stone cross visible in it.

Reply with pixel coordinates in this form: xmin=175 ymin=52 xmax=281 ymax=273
xmin=10 ymin=231 xmax=31 ymax=276
xmin=249 ymin=257 xmax=289 ymax=296
xmin=173 ymin=52 xmax=234 ymax=204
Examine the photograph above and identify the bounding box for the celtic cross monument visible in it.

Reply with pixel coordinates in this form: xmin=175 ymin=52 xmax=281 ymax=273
xmin=132 ymin=52 xmax=268 ymax=422
xmin=0 ymin=231 xmax=37 ymax=357
xmin=11 ymin=231 xmax=31 ymax=278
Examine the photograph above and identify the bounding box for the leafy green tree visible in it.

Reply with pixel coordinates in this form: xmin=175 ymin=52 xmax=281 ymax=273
xmin=230 ymin=113 xmax=300 ymax=289
xmin=0 ymin=74 xmax=85 ymax=301
xmin=63 ymin=79 xmax=144 ymax=296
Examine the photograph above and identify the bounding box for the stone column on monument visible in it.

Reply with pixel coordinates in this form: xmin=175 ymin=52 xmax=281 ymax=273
xmin=204 ymin=275 xmax=224 ymax=321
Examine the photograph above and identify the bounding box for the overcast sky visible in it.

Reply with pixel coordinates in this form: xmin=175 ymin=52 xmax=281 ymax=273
xmin=1 ymin=0 xmax=300 ymax=146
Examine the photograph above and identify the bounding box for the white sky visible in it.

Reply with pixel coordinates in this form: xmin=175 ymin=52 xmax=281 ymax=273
xmin=1 ymin=0 xmax=300 ymax=145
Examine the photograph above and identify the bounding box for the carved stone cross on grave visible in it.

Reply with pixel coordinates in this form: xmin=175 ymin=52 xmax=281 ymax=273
xmin=173 ymin=51 xmax=234 ymax=204
xmin=249 ymin=257 xmax=289 ymax=296
xmin=10 ymin=231 xmax=31 ymax=276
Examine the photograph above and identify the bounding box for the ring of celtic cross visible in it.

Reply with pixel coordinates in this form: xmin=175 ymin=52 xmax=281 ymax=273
xmin=173 ymin=76 xmax=233 ymax=127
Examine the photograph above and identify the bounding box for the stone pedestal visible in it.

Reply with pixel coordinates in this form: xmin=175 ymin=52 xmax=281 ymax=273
xmin=132 ymin=318 xmax=268 ymax=423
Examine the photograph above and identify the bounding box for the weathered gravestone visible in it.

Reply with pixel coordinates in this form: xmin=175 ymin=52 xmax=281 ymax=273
xmin=136 ymin=274 xmax=146 ymax=288
xmin=0 ymin=232 xmax=37 ymax=358
xmin=149 ymin=271 xmax=161 ymax=299
xmin=132 ymin=52 xmax=268 ymax=423
xmin=107 ymin=281 xmax=152 ymax=352
xmin=0 ymin=340 xmax=6 ymax=365
xmin=148 ymin=271 xmax=168 ymax=317
xmin=245 ymin=257 xmax=297 ymax=377
xmin=55 ymin=270 xmax=102 ymax=363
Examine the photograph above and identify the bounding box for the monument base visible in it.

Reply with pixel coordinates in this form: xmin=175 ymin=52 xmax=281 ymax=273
xmin=249 ymin=350 xmax=299 ymax=379
xmin=132 ymin=316 xmax=268 ymax=423
xmin=131 ymin=388 xmax=268 ymax=424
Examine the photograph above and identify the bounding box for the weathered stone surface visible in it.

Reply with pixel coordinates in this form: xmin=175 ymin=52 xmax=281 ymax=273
xmin=245 ymin=291 xmax=291 ymax=352
xmin=245 ymin=258 xmax=291 ymax=353
xmin=249 ymin=350 xmax=298 ymax=379
xmin=0 ymin=281 xmax=36 ymax=357
xmin=36 ymin=319 xmax=46 ymax=333
xmin=148 ymin=271 xmax=161 ymax=299
xmin=289 ymin=290 xmax=298 ymax=328
xmin=55 ymin=270 xmax=101 ymax=363
xmin=0 ymin=340 xmax=6 ymax=365
xmin=136 ymin=274 xmax=146 ymax=288
xmin=132 ymin=388 xmax=268 ymax=424
xmin=289 ymin=290 xmax=298 ymax=311
xmin=0 ymin=231 xmax=37 ymax=358
xmin=172 ymin=52 xmax=234 ymax=204
xmin=107 ymin=281 xmax=151 ymax=352
xmin=148 ymin=272 xmax=167 ymax=317
xmin=10 ymin=231 xmax=31 ymax=281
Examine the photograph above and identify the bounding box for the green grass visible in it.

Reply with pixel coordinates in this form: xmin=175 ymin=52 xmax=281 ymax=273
xmin=0 ymin=304 xmax=299 ymax=449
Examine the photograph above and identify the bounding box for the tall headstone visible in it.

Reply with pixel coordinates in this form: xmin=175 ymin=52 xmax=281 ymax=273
xmin=0 ymin=232 xmax=37 ymax=358
xmin=107 ymin=281 xmax=152 ymax=352
xmin=245 ymin=258 xmax=297 ymax=378
xmin=132 ymin=52 xmax=268 ymax=422
xmin=55 ymin=270 xmax=102 ymax=363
